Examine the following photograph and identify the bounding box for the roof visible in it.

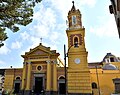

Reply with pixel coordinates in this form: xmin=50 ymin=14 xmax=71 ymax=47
xmin=21 ymin=43 xmax=60 ymax=58
xmin=68 ymin=1 xmax=81 ymax=15
xmin=88 ymin=62 xmax=102 ymax=69
xmin=102 ymin=53 xmax=120 ymax=62
xmin=103 ymin=63 xmax=118 ymax=70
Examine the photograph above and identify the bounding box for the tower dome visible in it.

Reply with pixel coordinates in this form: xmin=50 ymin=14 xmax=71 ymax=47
xmin=103 ymin=63 xmax=118 ymax=70
xmin=102 ymin=53 xmax=120 ymax=63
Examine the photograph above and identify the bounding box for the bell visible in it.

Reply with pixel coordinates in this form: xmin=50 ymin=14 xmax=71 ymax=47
xmin=74 ymin=41 xmax=78 ymax=47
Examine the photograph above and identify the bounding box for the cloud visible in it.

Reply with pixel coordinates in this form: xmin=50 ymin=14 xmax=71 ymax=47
xmin=44 ymin=0 xmax=97 ymax=20
xmin=0 ymin=45 xmax=10 ymax=55
xmin=47 ymin=0 xmax=71 ymax=19
xmin=20 ymin=31 xmax=30 ymax=40
xmin=32 ymin=24 xmax=50 ymax=38
xmin=89 ymin=0 xmax=118 ymax=38
xmin=90 ymin=16 xmax=118 ymax=37
xmin=11 ymin=41 xmax=22 ymax=49
xmin=0 ymin=60 xmax=6 ymax=65
xmin=33 ymin=6 xmax=56 ymax=28
xmin=28 ymin=1 xmax=66 ymax=47
xmin=31 ymin=6 xmax=57 ymax=38
xmin=49 ymin=32 xmax=59 ymax=43
xmin=79 ymin=0 xmax=97 ymax=8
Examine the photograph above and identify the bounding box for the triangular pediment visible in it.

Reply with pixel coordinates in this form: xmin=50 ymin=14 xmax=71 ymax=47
xmin=27 ymin=46 xmax=51 ymax=56
xmin=21 ymin=43 xmax=60 ymax=58
xmin=28 ymin=48 xmax=49 ymax=56
xmin=22 ymin=44 xmax=52 ymax=57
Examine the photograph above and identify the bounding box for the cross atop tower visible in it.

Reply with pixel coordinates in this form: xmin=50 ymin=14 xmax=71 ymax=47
xmin=72 ymin=1 xmax=74 ymax=6
xmin=40 ymin=37 xmax=43 ymax=44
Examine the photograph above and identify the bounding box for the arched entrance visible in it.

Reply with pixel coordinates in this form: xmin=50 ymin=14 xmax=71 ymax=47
xmin=14 ymin=77 xmax=21 ymax=94
xmin=58 ymin=76 xmax=66 ymax=94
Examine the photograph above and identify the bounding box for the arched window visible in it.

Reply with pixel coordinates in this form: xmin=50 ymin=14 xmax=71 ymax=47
xmin=110 ymin=57 xmax=114 ymax=62
xmin=74 ymin=37 xmax=78 ymax=47
xmin=92 ymin=82 xmax=97 ymax=89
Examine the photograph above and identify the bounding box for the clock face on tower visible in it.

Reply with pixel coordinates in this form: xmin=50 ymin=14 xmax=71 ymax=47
xmin=74 ymin=58 xmax=80 ymax=64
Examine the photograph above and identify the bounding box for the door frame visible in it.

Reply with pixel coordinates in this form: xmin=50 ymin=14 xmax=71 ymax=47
xmin=33 ymin=74 xmax=45 ymax=92
xmin=58 ymin=76 xmax=65 ymax=94
xmin=14 ymin=80 xmax=21 ymax=93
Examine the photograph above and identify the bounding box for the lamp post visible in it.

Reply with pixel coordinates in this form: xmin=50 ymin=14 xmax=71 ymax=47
xmin=95 ymin=66 xmax=101 ymax=95
xmin=64 ymin=42 xmax=79 ymax=95
xmin=64 ymin=45 xmax=67 ymax=95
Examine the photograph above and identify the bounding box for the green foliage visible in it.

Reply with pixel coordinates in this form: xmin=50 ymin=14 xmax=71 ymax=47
xmin=0 ymin=28 xmax=8 ymax=47
xmin=0 ymin=0 xmax=42 ymax=47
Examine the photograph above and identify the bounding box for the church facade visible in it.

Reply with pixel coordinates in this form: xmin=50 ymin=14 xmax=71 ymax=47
xmin=3 ymin=2 xmax=120 ymax=95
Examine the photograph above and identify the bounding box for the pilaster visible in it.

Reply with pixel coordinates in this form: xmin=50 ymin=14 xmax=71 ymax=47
xmin=26 ymin=62 xmax=31 ymax=90
xmin=46 ymin=60 xmax=51 ymax=91
xmin=21 ymin=62 xmax=26 ymax=90
xmin=53 ymin=60 xmax=57 ymax=92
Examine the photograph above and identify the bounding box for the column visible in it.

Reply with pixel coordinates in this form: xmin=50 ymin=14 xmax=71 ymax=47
xmin=46 ymin=60 xmax=51 ymax=92
xmin=53 ymin=60 xmax=57 ymax=92
xmin=26 ymin=62 xmax=31 ymax=90
xmin=21 ymin=62 xmax=26 ymax=90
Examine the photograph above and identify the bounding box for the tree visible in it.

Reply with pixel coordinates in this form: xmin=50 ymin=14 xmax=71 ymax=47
xmin=0 ymin=0 xmax=42 ymax=47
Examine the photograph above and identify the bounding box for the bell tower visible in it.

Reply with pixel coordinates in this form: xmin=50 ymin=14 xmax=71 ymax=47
xmin=66 ymin=1 xmax=92 ymax=94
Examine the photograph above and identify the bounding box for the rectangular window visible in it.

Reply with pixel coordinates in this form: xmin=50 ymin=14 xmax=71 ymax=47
xmin=115 ymin=83 xmax=120 ymax=93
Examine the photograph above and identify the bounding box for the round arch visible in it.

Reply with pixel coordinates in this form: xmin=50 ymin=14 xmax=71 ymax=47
xmin=92 ymin=82 xmax=97 ymax=89
xmin=15 ymin=76 xmax=21 ymax=80
xmin=73 ymin=35 xmax=79 ymax=47
xmin=58 ymin=75 xmax=65 ymax=80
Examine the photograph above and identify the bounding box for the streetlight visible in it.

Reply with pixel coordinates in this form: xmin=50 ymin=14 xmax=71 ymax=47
xmin=64 ymin=45 xmax=67 ymax=95
xmin=64 ymin=42 xmax=79 ymax=95
xmin=95 ymin=66 xmax=101 ymax=95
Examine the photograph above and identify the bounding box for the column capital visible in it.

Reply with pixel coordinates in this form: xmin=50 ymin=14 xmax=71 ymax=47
xmin=46 ymin=60 xmax=51 ymax=64
xmin=27 ymin=62 xmax=31 ymax=64
xmin=23 ymin=62 xmax=30 ymax=64
xmin=53 ymin=60 xmax=57 ymax=64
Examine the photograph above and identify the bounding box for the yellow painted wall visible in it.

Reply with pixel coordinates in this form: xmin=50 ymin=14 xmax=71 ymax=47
xmin=111 ymin=62 xmax=120 ymax=68
xmin=66 ymin=27 xmax=92 ymax=94
xmin=3 ymin=62 xmax=120 ymax=95
xmin=4 ymin=75 xmax=14 ymax=90
xmin=4 ymin=69 xmax=23 ymax=93
xmin=90 ymin=69 xmax=120 ymax=95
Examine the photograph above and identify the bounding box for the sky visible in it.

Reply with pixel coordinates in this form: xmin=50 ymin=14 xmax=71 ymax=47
xmin=0 ymin=0 xmax=120 ymax=68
